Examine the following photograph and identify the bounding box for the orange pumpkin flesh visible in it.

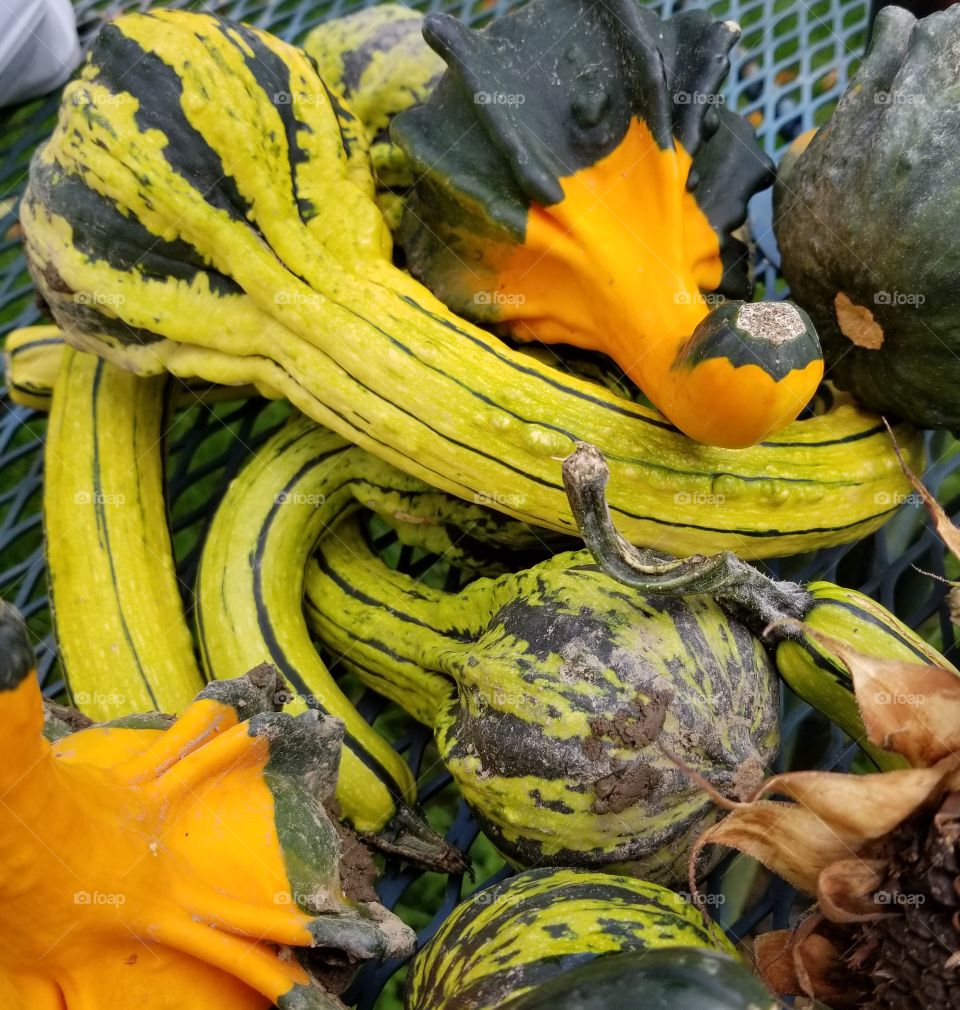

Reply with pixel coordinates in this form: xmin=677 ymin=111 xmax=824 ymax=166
xmin=0 ymin=607 xmax=414 ymax=1010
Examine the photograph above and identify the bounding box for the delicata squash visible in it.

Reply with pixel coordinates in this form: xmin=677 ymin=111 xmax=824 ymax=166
xmin=22 ymin=9 xmax=919 ymax=557
xmin=0 ymin=603 xmax=414 ymax=1010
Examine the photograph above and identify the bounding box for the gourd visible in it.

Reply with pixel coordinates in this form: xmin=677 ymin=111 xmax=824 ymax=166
xmin=509 ymin=948 xmax=777 ymax=1010
xmin=5 ymin=324 xmax=63 ymax=410
xmin=562 ymin=442 xmax=960 ymax=772
xmin=305 ymin=512 xmax=779 ymax=879
xmin=0 ymin=603 xmax=415 ymax=1010
xmin=197 ymin=414 xmax=503 ymax=869
xmin=44 ymin=346 xmax=204 ymax=718
xmin=405 ymin=867 xmax=737 ymax=1010
xmin=393 ymin=0 xmax=823 ymax=446
xmin=303 ymin=4 xmax=444 ymax=230
xmin=5 ymin=324 xmax=260 ymax=410
xmin=21 ymin=9 xmax=921 ymax=558
xmin=774 ymin=5 xmax=960 ymax=429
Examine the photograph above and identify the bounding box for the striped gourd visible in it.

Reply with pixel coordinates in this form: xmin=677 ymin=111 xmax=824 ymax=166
xmin=44 ymin=346 xmax=204 ymax=718
xmin=773 ymin=582 xmax=959 ymax=771
xmin=21 ymin=10 xmax=921 ymax=559
xmin=196 ymin=413 xmax=531 ymax=868
xmin=563 ymin=443 xmax=960 ymax=772
xmin=405 ymin=867 xmax=737 ymax=1010
xmin=509 ymin=948 xmax=777 ymax=1010
xmin=303 ymin=4 xmax=443 ymax=229
xmin=5 ymin=325 xmax=64 ymax=410
xmin=5 ymin=325 xmax=262 ymax=411
xmin=305 ymin=514 xmax=779 ymax=880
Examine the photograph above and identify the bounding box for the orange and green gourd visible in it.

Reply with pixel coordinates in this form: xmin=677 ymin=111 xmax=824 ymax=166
xmin=0 ymin=603 xmax=414 ymax=1010
xmin=394 ymin=0 xmax=823 ymax=446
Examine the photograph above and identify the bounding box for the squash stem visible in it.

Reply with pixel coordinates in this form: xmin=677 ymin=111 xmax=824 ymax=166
xmin=561 ymin=443 xmax=812 ymax=637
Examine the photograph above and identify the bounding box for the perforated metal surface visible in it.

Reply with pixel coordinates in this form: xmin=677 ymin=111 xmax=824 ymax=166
xmin=2 ymin=2 xmax=957 ymax=1007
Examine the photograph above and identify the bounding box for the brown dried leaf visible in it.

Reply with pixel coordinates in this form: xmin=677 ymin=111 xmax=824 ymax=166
xmin=817 ymin=857 xmax=887 ymax=923
xmin=886 ymin=419 xmax=960 ymax=561
xmin=756 ymin=921 xmax=860 ymax=1008
xmin=799 ymin=625 xmax=960 ymax=766
xmin=691 ymin=799 xmax=861 ymax=894
xmin=690 ymin=762 xmax=959 ymax=900
xmin=754 ymin=766 xmax=948 ymax=836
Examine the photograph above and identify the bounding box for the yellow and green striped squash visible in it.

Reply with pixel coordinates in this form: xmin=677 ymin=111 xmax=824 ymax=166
xmin=21 ymin=9 xmax=922 ymax=560
xmin=303 ymin=3 xmax=444 ymax=230
xmin=405 ymin=867 xmax=737 ymax=1010
xmin=305 ymin=512 xmax=779 ymax=881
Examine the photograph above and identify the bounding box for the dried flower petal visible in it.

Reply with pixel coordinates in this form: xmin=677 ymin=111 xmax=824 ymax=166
xmin=796 ymin=625 xmax=960 ymax=766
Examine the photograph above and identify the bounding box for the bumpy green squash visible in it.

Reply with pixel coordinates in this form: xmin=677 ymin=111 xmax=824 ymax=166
xmin=774 ymin=6 xmax=960 ymax=429
xmin=305 ymin=514 xmax=779 ymax=880
xmin=405 ymin=868 xmax=737 ymax=1010
xmin=394 ymin=0 xmax=823 ymax=446
xmin=510 ymin=948 xmax=777 ymax=1010
xmin=303 ymin=3 xmax=443 ymax=230
xmin=21 ymin=9 xmax=922 ymax=558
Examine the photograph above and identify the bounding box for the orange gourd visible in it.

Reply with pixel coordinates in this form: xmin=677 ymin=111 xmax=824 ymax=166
xmin=394 ymin=0 xmax=824 ymax=447
xmin=0 ymin=604 xmax=414 ymax=1010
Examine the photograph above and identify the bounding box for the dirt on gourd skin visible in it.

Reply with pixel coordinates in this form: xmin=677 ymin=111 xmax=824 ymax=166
xmin=586 ymin=693 xmax=669 ymax=814
xmin=299 ymin=802 xmax=383 ymax=995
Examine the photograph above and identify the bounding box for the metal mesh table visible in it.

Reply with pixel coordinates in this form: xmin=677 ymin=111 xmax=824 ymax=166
xmin=1 ymin=1 xmax=958 ymax=1007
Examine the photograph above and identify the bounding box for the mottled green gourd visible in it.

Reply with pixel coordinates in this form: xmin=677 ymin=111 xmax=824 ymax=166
xmin=509 ymin=948 xmax=778 ymax=1010
xmin=562 ymin=442 xmax=960 ymax=773
xmin=305 ymin=515 xmax=779 ymax=880
xmin=21 ymin=9 xmax=923 ymax=559
xmin=303 ymin=5 xmax=444 ymax=230
xmin=774 ymin=6 xmax=960 ymax=429
xmin=404 ymin=868 xmax=738 ymax=1010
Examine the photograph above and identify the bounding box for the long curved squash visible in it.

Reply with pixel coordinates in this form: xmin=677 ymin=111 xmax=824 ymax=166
xmin=22 ymin=10 xmax=920 ymax=559
xmin=45 ymin=346 xmax=204 ymax=718
xmin=197 ymin=415 xmax=477 ymax=869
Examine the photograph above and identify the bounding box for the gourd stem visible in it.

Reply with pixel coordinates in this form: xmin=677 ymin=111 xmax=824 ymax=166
xmin=561 ymin=443 xmax=813 ymax=636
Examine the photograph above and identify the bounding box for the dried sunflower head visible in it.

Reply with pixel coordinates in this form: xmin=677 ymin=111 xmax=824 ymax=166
xmin=691 ymin=625 xmax=960 ymax=1009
